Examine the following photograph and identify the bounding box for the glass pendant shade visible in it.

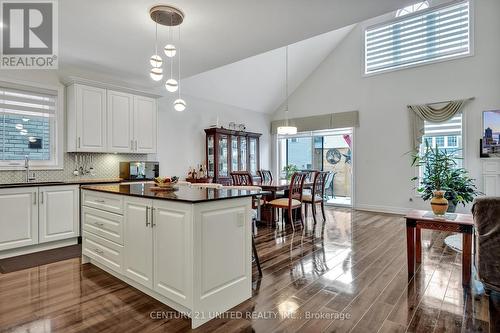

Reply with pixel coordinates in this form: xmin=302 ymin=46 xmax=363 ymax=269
xmin=164 ymin=44 xmax=177 ymax=57
xmin=173 ymin=98 xmax=186 ymax=111
xmin=165 ymin=79 xmax=178 ymax=92
xmin=277 ymin=126 xmax=297 ymax=135
xmin=150 ymin=67 xmax=163 ymax=81
xmin=150 ymin=54 xmax=163 ymax=67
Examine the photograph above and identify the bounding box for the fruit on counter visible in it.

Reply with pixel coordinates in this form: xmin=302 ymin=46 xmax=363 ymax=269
xmin=154 ymin=176 xmax=179 ymax=184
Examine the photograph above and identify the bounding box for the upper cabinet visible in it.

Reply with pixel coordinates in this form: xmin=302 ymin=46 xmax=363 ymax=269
xmin=67 ymin=84 xmax=107 ymax=152
xmin=133 ymin=96 xmax=157 ymax=154
xmin=67 ymin=83 xmax=158 ymax=154
xmin=107 ymin=90 xmax=134 ymax=153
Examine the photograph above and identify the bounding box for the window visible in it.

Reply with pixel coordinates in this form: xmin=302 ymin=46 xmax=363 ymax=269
xmin=0 ymin=83 xmax=61 ymax=169
xmin=277 ymin=128 xmax=353 ymax=206
xmin=365 ymin=0 xmax=471 ymax=75
xmin=419 ymin=113 xmax=463 ymax=178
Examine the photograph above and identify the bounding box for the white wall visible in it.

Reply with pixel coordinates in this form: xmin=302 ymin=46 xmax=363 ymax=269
xmin=157 ymin=95 xmax=271 ymax=178
xmin=273 ymin=0 xmax=500 ymax=214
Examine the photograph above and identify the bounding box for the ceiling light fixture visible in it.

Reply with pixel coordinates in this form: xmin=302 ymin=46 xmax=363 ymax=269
xmin=277 ymin=46 xmax=297 ymax=135
xmin=149 ymin=4 xmax=186 ymax=110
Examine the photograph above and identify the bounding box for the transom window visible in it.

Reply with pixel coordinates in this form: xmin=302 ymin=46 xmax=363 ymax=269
xmin=396 ymin=1 xmax=430 ymax=17
xmin=0 ymin=83 xmax=61 ymax=169
xmin=365 ymin=0 xmax=471 ymax=75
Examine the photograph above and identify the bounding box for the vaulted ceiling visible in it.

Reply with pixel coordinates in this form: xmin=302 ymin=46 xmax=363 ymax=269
xmin=59 ymin=0 xmax=416 ymax=92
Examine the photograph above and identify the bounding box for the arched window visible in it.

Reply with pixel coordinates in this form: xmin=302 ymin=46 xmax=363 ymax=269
xmin=396 ymin=1 xmax=430 ymax=17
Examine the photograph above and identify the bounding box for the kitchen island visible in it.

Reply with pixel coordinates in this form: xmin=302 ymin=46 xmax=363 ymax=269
xmin=80 ymin=182 xmax=257 ymax=329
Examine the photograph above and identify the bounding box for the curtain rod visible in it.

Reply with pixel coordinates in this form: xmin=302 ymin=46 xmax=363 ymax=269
xmin=407 ymin=97 xmax=475 ymax=108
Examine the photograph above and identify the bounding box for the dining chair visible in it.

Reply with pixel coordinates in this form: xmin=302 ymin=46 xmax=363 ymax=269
xmin=258 ymin=170 xmax=273 ymax=184
xmin=303 ymin=171 xmax=331 ymax=225
xmin=223 ymin=185 xmax=263 ymax=276
xmin=231 ymin=171 xmax=254 ymax=186
xmin=267 ymin=172 xmax=307 ymax=231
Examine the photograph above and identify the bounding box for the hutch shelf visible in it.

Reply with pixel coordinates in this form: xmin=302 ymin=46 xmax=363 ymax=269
xmin=205 ymin=127 xmax=261 ymax=185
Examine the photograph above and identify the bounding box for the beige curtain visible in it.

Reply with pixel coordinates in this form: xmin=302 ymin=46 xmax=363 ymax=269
xmin=408 ymin=99 xmax=468 ymax=151
xmin=271 ymin=111 xmax=359 ymax=134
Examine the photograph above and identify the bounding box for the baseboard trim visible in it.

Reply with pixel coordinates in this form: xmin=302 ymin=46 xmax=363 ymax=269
xmin=354 ymin=204 xmax=411 ymax=215
xmin=0 ymin=238 xmax=78 ymax=259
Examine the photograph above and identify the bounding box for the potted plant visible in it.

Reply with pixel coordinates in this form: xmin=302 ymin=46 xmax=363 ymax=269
xmin=411 ymin=141 xmax=480 ymax=214
xmin=282 ymin=164 xmax=299 ymax=180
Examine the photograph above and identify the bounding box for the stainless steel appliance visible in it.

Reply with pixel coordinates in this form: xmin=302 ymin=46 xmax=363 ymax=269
xmin=120 ymin=161 xmax=159 ymax=180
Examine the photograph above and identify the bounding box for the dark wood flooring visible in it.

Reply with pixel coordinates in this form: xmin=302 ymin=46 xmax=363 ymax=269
xmin=0 ymin=244 xmax=81 ymax=273
xmin=0 ymin=208 xmax=495 ymax=332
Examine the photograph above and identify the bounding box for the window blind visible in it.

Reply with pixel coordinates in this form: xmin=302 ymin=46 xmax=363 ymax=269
xmin=0 ymin=86 xmax=56 ymax=118
xmin=365 ymin=1 xmax=470 ymax=74
xmin=424 ymin=114 xmax=462 ymax=136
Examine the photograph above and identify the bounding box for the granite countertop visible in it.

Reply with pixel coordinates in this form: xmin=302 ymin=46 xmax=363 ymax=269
xmin=81 ymin=183 xmax=262 ymax=203
xmin=0 ymin=178 xmax=124 ymax=189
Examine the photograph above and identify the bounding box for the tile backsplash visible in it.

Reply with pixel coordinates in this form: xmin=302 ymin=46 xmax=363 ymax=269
xmin=0 ymin=153 xmax=148 ymax=184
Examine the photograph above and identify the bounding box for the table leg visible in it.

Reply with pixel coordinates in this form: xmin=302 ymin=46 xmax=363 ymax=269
xmin=416 ymin=227 xmax=422 ymax=264
xmin=406 ymin=224 xmax=415 ymax=280
xmin=462 ymin=233 xmax=472 ymax=287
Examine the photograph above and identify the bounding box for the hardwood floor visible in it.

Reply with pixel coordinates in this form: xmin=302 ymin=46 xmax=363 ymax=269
xmin=0 ymin=208 xmax=494 ymax=332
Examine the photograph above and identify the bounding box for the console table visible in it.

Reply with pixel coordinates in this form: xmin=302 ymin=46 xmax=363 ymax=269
xmin=404 ymin=210 xmax=474 ymax=287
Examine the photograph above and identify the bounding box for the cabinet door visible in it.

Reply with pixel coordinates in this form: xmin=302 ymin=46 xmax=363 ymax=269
xmin=217 ymin=134 xmax=229 ymax=177
xmin=0 ymin=188 xmax=38 ymax=251
xmin=39 ymin=185 xmax=79 ymax=243
xmin=231 ymin=136 xmax=239 ymax=172
xmin=123 ymin=197 xmax=153 ymax=288
xmin=107 ymin=90 xmax=133 ymax=153
xmin=239 ymin=136 xmax=247 ymax=171
xmin=152 ymin=201 xmax=192 ymax=307
xmin=76 ymin=84 xmax=107 ymax=152
xmin=207 ymin=135 xmax=215 ymax=178
xmin=133 ymin=96 xmax=157 ymax=153
xmin=249 ymin=137 xmax=259 ymax=176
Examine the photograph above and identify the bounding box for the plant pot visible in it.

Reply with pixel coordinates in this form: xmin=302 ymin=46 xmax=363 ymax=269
xmin=430 ymin=190 xmax=448 ymax=215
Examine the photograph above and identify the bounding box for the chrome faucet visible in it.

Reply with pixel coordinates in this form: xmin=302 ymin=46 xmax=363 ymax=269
xmin=25 ymin=155 xmax=36 ymax=182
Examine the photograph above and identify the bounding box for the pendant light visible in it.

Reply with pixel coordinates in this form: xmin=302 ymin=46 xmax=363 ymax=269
xmin=173 ymin=26 xmax=186 ymax=111
xmin=149 ymin=5 xmax=186 ymax=109
xmin=149 ymin=19 xmax=163 ymax=79
xmin=277 ymin=46 xmax=297 ymax=135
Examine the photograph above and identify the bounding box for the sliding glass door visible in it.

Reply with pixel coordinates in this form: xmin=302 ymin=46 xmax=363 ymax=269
xmin=278 ymin=128 xmax=353 ymax=206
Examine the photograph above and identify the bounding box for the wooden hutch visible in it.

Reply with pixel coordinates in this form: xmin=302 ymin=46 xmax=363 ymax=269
xmin=205 ymin=127 xmax=261 ymax=185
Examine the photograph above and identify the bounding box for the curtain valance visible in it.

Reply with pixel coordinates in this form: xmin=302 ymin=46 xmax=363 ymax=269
xmin=408 ymin=99 xmax=472 ymax=151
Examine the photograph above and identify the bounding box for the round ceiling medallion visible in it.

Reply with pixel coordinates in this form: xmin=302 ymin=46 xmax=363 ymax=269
xmin=149 ymin=5 xmax=184 ymax=26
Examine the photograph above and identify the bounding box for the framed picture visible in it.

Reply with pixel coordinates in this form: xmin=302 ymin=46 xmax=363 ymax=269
xmin=482 ymin=110 xmax=500 ymax=157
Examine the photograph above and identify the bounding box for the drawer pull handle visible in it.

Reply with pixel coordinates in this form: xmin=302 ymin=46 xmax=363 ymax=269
xmin=94 ymin=222 xmax=104 ymax=227
xmin=94 ymin=248 xmax=104 ymax=254
xmin=95 ymin=199 xmax=105 ymax=203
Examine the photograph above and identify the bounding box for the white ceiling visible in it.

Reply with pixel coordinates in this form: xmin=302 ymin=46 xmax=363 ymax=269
xmin=182 ymin=25 xmax=354 ymax=113
xmin=59 ymin=0 xmax=416 ymax=90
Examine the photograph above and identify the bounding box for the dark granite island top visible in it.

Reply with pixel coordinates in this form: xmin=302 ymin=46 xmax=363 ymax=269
xmin=81 ymin=182 xmax=263 ymax=203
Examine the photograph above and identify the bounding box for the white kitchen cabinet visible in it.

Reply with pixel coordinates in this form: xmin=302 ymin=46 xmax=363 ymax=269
xmin=38 ymin=185 xmax=79 ymax=244
xmin=67 ymin=84 xmax=107 ymax=152
xmin=107 ymin=90 xmax=134 ymax=153
xmin=0 ymin=187 xmax=38 ymax=251
xmin=123 ymin=196 xmax=153 ymax=288
xmin=152 ymin=201 xmax=192 ymax=307
xmin=133 ymin=96 xmax=157 ymax=153
xmin=67 ymin=83 xmax=157 ymax=154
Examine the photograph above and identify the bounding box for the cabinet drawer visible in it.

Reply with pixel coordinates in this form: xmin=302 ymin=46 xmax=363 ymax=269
xmin=83 ymin=231 xmax=123 ymax=273
xmin=82 ymin=206 xmax=123 ymax=245
xmin=82 ymin=190 xmax=123 ymax=214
